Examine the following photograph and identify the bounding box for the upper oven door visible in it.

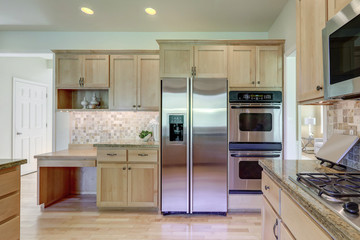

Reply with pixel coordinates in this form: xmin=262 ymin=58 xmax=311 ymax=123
xmin=230 ymin=104 xmax=282 ymax=143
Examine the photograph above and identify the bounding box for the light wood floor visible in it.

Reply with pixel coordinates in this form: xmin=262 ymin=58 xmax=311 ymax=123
xmin=20 ymin=173 xmax=262 ymax=240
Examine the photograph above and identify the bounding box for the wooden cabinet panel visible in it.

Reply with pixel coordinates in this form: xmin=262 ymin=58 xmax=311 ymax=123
xmin=138 ymin=55 xmax=160 ymax=111
xmin=281 ymin=192 xmax=332 ymax=240
xmin=262 ymin=196 xmax=280 ymax=240
xmin=160 ymin=44 xmax=193 ymax=77
xmin=127 ymin=164 xmax=157 ymax=207
xmin=262 ymin=171 xmax=280 ymax=214
xmin=280 ymin=222 xmax=295 ymax=240
xmin=128 ymin=150 xmax=158 ymax=163
xmin=0 ymin=167 xmax=20 ymax=197
xmin=297 ymin=0 xmax=326 ymax=102
xmin=0 ymin=216 xmax=20 ymax=240
xmin=0 ymin=193 xmax=20 ymax=223
xmin=228 ymin=46 xmax=256 ymax=88
xmin=109 ymin=55 xmax=137 ymax=110
xmin=83 ymin=55 xmax=109 ymax=88
xmin=328 ymin=0 xmax=352 ymax=20
xmin=56 ymin=54 xmax=82 ymax=88
xmin=194 ymin=45 xmax=228 ymax=78
xmin=256 ymin=46 xmax=282 ymax=88
xmin=97 ymin=149 xmax=127 ymax=163
xmin=97 ymin=163 xmax=127 ymax=207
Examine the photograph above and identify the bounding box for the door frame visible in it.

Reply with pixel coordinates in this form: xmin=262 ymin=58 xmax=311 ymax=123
xmin=12 ymin=77 xmax=48 ymax=159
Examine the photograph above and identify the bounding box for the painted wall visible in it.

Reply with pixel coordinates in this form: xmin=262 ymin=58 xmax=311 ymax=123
xmin=0 ymin=31 xmax=268 ymax=53
xmin=0 ymin=57 xmax=53 ymax=158
xmin=268 ymin=0 xmax=296 ymax=52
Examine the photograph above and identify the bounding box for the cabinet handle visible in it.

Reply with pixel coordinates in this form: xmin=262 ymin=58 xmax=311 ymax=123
xmin=128 ymin=167 xmax=132 ymax=170
xmin=265 ymin=185 xmax=270 ymax=190
xmin=79 ymin=78 xmax=82 ymax=87
xmin=138 ymin=153 xmax=148 ymax=157
xmin=257 ymin=81 xmax=260 ymax=85
xmin=273 ymin=219 xmax=279 ymax=239
xmin=316 ymin=85 xmax=323 ymax=91
xmin=107 ymin=153 xmax=117 ymax=156
xmin=122 ymin=167 xmax=126 ymax=170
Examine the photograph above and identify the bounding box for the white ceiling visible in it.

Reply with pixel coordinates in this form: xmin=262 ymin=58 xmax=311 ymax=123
xmin=0 ymin=0 xmax=288 ymax=32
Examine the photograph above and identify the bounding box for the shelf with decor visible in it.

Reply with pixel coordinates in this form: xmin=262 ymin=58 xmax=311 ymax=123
xmin=57 ymin=89 xmax=109 ymax=110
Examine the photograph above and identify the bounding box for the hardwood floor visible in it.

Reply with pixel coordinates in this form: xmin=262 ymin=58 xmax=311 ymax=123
xmin=20 ymin=173 xmax=261 ymax=240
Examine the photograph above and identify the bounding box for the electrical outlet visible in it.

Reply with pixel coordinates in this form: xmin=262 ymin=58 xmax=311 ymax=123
xmin=350 ymin=130 xmax=354 ymax=135
xmin=348 ymin=126 xmax=357 ymax=136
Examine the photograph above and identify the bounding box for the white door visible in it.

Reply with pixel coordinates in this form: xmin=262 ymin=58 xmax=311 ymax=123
xmin=13 ymin=79 xmax=47 ymax=175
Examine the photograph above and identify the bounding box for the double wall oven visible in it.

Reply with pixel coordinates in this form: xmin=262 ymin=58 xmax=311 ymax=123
xmin=229 ymin=91 xmax=282 ymax=192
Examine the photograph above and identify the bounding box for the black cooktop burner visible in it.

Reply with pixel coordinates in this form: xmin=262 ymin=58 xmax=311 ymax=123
xmin=296 ymin=173 xmax=360 ymax=198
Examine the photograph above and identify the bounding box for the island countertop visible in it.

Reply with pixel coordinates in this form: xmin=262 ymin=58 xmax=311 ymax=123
xmin=259 ymin=159 xmax=360 ymax=240
xmin=0 ymin=159 xmax=27 ymax=170
xmin=94 ymin=140 xmax=159 ymax=148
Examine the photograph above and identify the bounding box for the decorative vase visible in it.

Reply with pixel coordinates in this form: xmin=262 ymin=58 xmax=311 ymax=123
xmin=80 ymin=97 xmax=89 ymax=109
xmin=143 ymin=134 xmax=151 ymax=142
xmin=89 ymin=93 xmax=99 ymax=109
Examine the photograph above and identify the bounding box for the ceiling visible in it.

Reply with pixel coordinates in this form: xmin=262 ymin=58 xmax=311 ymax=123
xmin=0 ymin=0 xmax=288 ymax=32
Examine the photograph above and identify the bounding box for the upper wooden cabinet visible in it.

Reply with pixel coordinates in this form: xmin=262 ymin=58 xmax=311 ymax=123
xmin=296 ymin=0 xmax=327 ymax=102
xmin=228 ymin=46 xmax=256 ymax=88
xmin=256 ymin=46 xmax=283 ymax=88
xmin=194 ymin=45 xmax=228 ymax=78
xmin=56 ymin=54 xmax=109 ymax=88
xmin=328 ymin=0 xmax=352 ymax=20
xmin=159 ymin=44 xmax=193 ymax=77
xmin=110 ymin=54 xmax=159 ymax=111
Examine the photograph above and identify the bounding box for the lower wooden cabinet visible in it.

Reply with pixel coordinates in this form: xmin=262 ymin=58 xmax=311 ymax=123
xmin=97 ymin=161 xmax=158 ymax=208
xmin=262 ymin=196 xmax=280 ymax=240
xmin=280 ymin=222 xmax=295 ymax=240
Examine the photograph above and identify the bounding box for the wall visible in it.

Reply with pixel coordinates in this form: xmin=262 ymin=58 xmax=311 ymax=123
xmin=268 ymin=0 xmax=296 ymax=52
xmin=0 ymin=57 xmax=53 ymax=158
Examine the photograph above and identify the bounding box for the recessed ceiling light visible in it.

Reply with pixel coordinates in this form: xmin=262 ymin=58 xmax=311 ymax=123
xmin=145 ymin=8 xmax=156 ymax=15
xmin=81 ymin=7 xmax=94 ymax=15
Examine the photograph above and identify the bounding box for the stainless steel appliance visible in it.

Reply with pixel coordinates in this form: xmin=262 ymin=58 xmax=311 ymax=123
xmin=161 ymin=77 xmax=228 ymax=214
xmin=229 ymin=91 xmax=282 ymax=192
xmin=323 ymin=0 xmax=360 ymax=99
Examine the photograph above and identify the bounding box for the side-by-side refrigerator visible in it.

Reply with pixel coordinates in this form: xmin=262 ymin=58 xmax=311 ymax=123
xmin=161 ymin=77 xmax=228 ymax=214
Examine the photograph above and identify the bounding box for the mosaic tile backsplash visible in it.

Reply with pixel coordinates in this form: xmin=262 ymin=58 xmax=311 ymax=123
xmin=328 ymin=100 xmax=360 ymax=170
xmin=70 ymin=112 xmax=159 ymax=144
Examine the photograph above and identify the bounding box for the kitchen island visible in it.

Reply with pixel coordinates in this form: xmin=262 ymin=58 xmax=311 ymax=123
xmin=0 ymin=159 xmax=27 ymax=240
xmin=259 ymin=159 xmax=360 ymax=240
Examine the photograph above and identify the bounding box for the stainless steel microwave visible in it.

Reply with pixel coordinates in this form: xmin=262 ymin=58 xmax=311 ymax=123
xmin=323 ymin=0 xmax=360 ymax=99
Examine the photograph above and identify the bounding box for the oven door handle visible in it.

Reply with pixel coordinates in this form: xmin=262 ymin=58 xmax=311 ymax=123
xmin=230 ymin=154 xmax=281 ymax=158
xmin=231 ymin=106 xmax=280 ymax=109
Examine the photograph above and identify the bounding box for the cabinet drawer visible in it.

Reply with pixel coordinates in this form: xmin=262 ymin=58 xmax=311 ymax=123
xmin=128 ymin=150 xmax=157 ymax=163
xmin=262 ymin=171 xmax=280 ymax=214
xmin=0 ymin=167 xmax=20 ymax=197
xmin=0 ymin=216 xmax=20 ymax=240
xmin=281 ymin=192 xmax=332 ymax=240
xmin=0 ymin=193 xmax=20 ymax=223
xmin=97 ymin=149 xmax=127 ymax=163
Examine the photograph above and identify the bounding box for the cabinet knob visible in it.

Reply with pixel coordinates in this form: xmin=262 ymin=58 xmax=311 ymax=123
xmin=265 ymin=185 xmax=270 ymax=190
xmin=316 ymin=85 xmax=323 ymax=91
xmin=138 ymin=105 xmax=141 ymax=108
xmin=252 ymin=81 xmax=255 ymax=84
xmin=128 ymin=167 xmax=132 ymax=170
xmin=257 ymin=81 xmax=260 ymax=85
xmin=122 ymin=167 xmax=126 ymax=170
xmin=132 ymin=105 xmax=136 ymax=108
xmin=16 ymin=132 xmax=22 ymax=135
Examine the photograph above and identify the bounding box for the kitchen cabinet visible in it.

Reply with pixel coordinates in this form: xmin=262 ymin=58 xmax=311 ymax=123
xmin=110 ymin=55 xmax=159 ymax=111
xmin=256 ymin=46 xmax=283 ymax=88
xmin=56 ymin=54 xmax=109 ymax=88
xmin=228 ymin=46 xmax=256 ymax=88
xmin=328 ymin=0 xmax=352 ymax=20
xmin=159 ymin=44 xmax=193 ymax=77
xmin=194 ymin=45 xmax=228 ymax=78
xmin=96 ymin=148 xmax=158 ymax=208
xmin=262 ymin=171 xmax=332 ymax=240
xmin=296 ymin=0 xmax=327 ymax=102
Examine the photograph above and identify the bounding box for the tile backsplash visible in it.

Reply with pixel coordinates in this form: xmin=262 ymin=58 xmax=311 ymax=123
xmin=70 ymin=111 xmax=159 ymax=144
xmin=327 ymin=100 xmax=360 ymax=170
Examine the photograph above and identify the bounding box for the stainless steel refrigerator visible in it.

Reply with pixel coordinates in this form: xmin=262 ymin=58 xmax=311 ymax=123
xmin=161 ymin=77 xmax=228 ymax=214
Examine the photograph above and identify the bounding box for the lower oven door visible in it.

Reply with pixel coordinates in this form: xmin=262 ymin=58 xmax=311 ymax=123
xmin=229 ymin=152 xmax=281 ymax=192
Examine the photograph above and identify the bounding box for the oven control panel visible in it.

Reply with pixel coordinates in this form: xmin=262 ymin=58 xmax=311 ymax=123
xmin=229 ymin=91 xmax=282 ymax=103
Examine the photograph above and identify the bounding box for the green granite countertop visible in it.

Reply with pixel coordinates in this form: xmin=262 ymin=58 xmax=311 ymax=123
xmin=0 ymin=159 xmax=27 ymax=170
xmin=259 ymin=159 xmax=360 ymax=240
xmin=94 ymin=140 xmax=159 ymax=149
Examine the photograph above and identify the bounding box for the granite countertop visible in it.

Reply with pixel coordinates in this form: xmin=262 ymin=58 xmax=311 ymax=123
xmin=0 ymin=159 xmax=27 ymax=170
xmin=34 ymin=149 xmax=97 ymax=160
xmin=259 ymin=159 xmax=360 ymax=240
xmin=94 ymin=140 xmax=159 ymax=148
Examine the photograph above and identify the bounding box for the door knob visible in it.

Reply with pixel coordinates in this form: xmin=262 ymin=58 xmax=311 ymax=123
xmin=16 ymin=132 xmax=22 ymax=135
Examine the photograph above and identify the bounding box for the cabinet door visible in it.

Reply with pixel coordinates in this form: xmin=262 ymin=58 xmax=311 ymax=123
xmin=262 ymin=196 xmax=280 ymax=240
xmin=280 ymin=223 xmax=295 ymax=240
xmin=328 ymin=0 xmax=352 ymax=20
xmin=109 ymin=55 xmax=137 ymax=110
xmin=228 ymin=46 xmax=256 ymax=88
xmin=256 ymin=46 xmax=283 ymax=88
xmin=297 ymin=0 xmax=326 ymax=102
xmin=159 ymin=44 xmax=193 ymax=77
xmin=127 ymin=164 xmax=158 ymax=207
xmin=194 ymin=45 xmax=228 ymax=78
xmin=97 ymin=163 xmax=127 ymax=207
xmin=137 ymin=55 xmax=160 ymax=111
xmin=56 ymin=54 xmax=82 ymax=88
xmin=83 ymin=55 xmax=109 ymax=88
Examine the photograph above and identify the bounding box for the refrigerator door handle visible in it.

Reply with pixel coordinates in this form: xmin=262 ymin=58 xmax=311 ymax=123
xmin=189 ymin=76 xmax=194 ymax=214
xmin=186 ymin=77 xmax=190 ymax=214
